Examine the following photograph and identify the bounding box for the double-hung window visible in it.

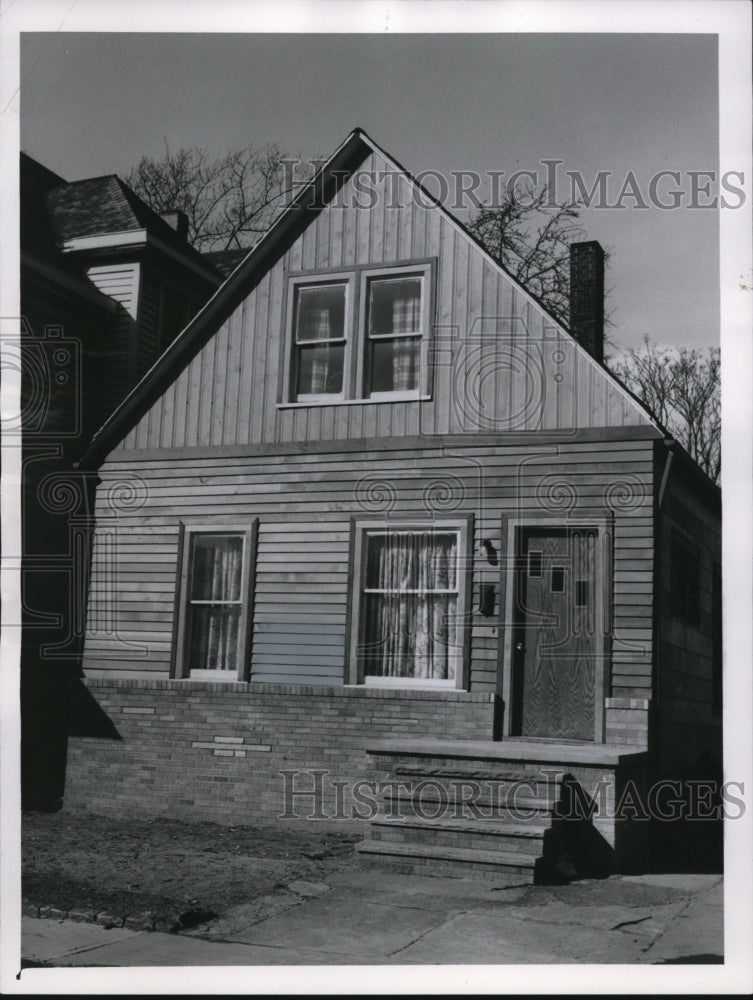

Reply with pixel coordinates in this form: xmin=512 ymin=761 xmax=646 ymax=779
xmin=284 ymin=260 xmax=433 ymax=404
xmin=349 ymin=519 xmax=470 ymax=688
xmin=365 ymin=275 xmax=423 ymax=395
xmin=293 ymin=282 xmax=348 ymax=399
xmin=173 ymin=523 xmax=257 ymax=681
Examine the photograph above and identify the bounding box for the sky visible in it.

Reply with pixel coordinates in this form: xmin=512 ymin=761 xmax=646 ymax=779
xmin=19 ymin=30 xmax=721 ymax=353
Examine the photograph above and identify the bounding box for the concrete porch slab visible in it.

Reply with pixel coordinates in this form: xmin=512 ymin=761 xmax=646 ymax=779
xmin=364 ymin=738 xmax=648 ymax=767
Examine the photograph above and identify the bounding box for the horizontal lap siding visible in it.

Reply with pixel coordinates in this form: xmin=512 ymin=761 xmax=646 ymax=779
xmin=84 ymin=440 xmax=656 ymax=699
xmin=85 ymin=262 xmax=139 ymax=411
xmin=86 ymin=263 xmax=139 ymax=317
xmin=116 ymin=152 xmax=651 ymax=453
xmin=656 ymin=462 xmax=721 ymax=773
xmin=253 ymin=522 xmax=349 ymax=686
xmin=135 ymin=272 xmax=162 ymax=381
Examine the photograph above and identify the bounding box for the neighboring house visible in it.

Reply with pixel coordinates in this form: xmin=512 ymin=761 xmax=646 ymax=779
xmin=19 ymin=152 xmax=223 ymax=807
xmin=66 ymin=129 xmax=721 ymax=879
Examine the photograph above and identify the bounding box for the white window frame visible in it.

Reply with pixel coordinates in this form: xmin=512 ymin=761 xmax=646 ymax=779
xmin=172 ymin=521 xmax=257 ymax=682
xmin=347 ymin=517 xmax=472 ymax=690
xmin=287 ymin=275 xmax=351 ymax=403
xmin=280 ymin=260 xmax=435 ymax=406
xmin=358 ymin=268 xmax=429 ymax=400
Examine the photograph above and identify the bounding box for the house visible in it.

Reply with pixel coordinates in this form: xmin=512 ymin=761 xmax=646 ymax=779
xmin=64 ymin=129 xmax=721 ymax=879
xmin=19 ymin=153 xmax=223 ymax=807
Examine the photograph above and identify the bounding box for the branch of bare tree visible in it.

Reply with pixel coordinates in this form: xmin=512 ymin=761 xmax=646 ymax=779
xmin=466 ymin=184 xmax=600 ymax=326
xmin=126 ymin=142 xmax=314 ymax=251
xmin=608 ymin=338 xmax=720 ymax=484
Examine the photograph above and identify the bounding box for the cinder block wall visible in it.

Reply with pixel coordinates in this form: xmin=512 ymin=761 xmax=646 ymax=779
xmin=64 ymin=680 xmax=498 ymax=830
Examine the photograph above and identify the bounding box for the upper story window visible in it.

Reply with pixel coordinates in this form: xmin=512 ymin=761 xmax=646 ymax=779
xmin=283 ymin=260 xmax=434 ymax=405
xmin=293 ymin=282 xmax=347 ymax=398
xmin=366 ymin=276 xmax=422 ymax=395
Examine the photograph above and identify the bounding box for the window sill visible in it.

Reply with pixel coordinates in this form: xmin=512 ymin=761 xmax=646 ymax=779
xmin=181 ymin=672 xmax=246 ymax=682
xmin=344 ymin=681 xmax=462 ymax=692
xmin=278 ymin=394 xmax=431 ymax=409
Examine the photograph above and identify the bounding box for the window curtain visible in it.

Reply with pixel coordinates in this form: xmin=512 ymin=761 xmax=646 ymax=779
xmin=389 ymin=285 xmax=420 ymax=392
xmin=304 ymin=305 xmax=336 ymax=395
xmin=296 ymin=286 xmax=345 ymax=396
xmin=188 ymin=535 xmax=243 ymax=672
xmin=362 ymin=532 xmax=457 ymax=680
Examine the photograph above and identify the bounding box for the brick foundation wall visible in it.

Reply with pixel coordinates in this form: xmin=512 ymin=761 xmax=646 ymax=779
xmin=64 ymin=680 xmax=498 ymax=830
xmin=604 ymin=697 xmax=650 ymax=748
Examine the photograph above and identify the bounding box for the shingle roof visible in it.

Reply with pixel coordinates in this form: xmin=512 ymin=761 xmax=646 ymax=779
xmin=42 ymin=171 xmax=220 ymax=276
xmin=46 ymin=175 xmax=139 ymax=241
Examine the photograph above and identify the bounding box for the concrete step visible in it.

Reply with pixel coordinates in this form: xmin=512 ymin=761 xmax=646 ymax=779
xmin=394 ymin=766 xmax=566 ymax=787
xmin=370 ymin=817 xmax=549 ymax=854
xmin=378 ymin=790 xmax=558 ymax=822
xmin=357 ymin=839 xmax=541 ymax=879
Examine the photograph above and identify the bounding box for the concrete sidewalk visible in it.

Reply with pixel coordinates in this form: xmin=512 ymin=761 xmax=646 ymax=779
xmin=21 ymin=871 xmax=723 ymax=967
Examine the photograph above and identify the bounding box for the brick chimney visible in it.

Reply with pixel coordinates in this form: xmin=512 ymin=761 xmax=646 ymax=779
xmin=569 ymin=241 xmax=604 ymax=363
xmin=160 ymin=209 xmax=189 ymax=242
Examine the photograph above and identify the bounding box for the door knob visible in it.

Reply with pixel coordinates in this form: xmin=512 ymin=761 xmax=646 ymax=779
xmin=515 ymin=642 xmax=525 ymax=652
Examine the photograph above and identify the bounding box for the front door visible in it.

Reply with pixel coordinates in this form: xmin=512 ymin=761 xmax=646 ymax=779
xmin=511 ymin=527 xmax=600 ymax=741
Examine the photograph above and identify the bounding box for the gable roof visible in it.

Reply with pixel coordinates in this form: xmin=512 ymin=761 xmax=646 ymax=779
xmin=78 ymin=127 xmax=665 ymax=467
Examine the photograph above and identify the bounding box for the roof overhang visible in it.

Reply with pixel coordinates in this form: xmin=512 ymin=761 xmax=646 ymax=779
xmin=22 ymin=251 xmax=120 ymax=313
xmin=61 ymin=229 xmax=222 ymax=285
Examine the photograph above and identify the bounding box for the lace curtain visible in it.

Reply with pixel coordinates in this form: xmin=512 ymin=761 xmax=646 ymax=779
xmin=188 ymin=534 xmax=243 ymax=672
xmin=296 ymin=285 xmax=345 ymax=396
xmin=370 ymin=278 xmax=421 ymax=392
xmin=362 ymin=532 xmax=457 ymax=680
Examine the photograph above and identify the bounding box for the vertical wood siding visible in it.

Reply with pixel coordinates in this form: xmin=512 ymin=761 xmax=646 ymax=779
xmin=84 ymin=441 xmax=656 ymax=700
xmin=116 ymin=152 xmax=651 ymax=452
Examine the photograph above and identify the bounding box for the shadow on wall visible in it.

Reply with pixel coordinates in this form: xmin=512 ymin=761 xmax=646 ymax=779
xmin=21 ymin=661 xmax=121 ymax=812
xmin=543 ymin=762 xmax=725 ymax=878
xmin=646 ymin=749 xmax=725 ymax=875
xmin=534 ymin=775 xmax=616 ymax=884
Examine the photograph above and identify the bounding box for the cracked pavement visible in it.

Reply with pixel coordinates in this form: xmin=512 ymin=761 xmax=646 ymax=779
xmin=20 ymin=871 xmax=723 ymax=967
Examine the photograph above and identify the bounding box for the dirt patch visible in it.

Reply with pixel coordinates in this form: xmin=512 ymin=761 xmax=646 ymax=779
xmin=23 ymin=811 xmax=360 ymax=929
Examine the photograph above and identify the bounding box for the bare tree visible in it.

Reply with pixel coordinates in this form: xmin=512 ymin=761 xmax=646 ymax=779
xmin=609 ymin=339 xmax=720 ymax=484
xmin=466 ymin=184 xmax=597 ymax=326
xmin=126 ymin=142 xmax=313 ymax=251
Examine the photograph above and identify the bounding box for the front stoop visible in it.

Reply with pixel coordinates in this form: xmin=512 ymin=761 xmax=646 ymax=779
xmin=359 ymin=739 xmax=649 ymax=883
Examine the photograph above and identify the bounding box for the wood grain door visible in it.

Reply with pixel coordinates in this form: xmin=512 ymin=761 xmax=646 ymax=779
xmin=511 ymin=528 xmax=599 ymax=741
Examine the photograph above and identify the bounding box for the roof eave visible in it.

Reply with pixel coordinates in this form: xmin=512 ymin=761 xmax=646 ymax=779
xmin=77 ymin=129 xmax=372 ymax=467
